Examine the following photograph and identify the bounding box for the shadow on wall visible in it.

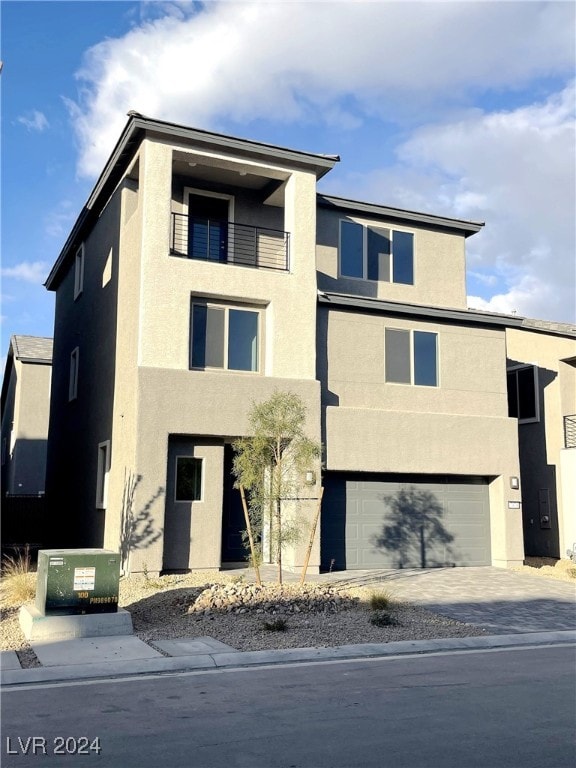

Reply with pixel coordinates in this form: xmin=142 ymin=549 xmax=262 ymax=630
xmin=371 ymin=486 xmax=456 ymax=568
xmin=119 ymin=470 xmax=164 ymax=574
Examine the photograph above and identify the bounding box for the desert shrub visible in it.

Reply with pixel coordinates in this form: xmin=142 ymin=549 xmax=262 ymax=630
xmin=370 ymin=611 xmax=400 ymax=628
xmin=262 ymin=617 xmax=288 ymax=632
xmin=369 ymin=590 xmax=394 ymax=611
xmin=1 ymin=546 xmax=36 ymax=606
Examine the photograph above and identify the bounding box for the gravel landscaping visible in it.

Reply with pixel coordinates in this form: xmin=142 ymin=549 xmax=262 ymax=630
xmin=1 ymin=570 xmax=486 ymax=668
xmin=3 ymin=558 xmax=573 ymax=670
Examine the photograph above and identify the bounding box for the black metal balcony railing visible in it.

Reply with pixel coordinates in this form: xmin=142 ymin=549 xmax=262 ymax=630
xmin=564 ymin=414 xmax=576 ymax=448
xmin=170 ymin=213 xmax=290 ymax=272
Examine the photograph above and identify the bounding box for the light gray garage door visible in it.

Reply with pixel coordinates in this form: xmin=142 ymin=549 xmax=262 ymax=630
xmin=321 ymin=474 xmax=491 ymax=570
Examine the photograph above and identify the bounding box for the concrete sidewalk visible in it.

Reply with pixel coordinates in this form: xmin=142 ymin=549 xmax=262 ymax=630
xmin=2 ymin=565 xmax=575 ymax=687
xmin=2 ymin=630 xmax=575 ymax=687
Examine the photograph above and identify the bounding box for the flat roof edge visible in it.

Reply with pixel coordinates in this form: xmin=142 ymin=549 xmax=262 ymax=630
xmin=318 ymin=291 xmax=523 ymax=328
xmin=317 ymin=194 xmax=484 ymax=236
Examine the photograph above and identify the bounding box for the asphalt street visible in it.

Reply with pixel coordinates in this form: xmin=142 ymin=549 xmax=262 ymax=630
xmin=2 ymin=644 xmax=575 ymax=768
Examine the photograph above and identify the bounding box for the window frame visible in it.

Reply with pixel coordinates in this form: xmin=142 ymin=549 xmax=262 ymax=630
xmin=189 ymin=298 xmax=262 ymax=374
xmin=74 ymin=243 xmax=85 ymax=299
xmin=506 ymin=364 xmax=540 ymax=424
xmin=174 ymin=456 xmax=203 ymax=502
xmin=69 ymin=347 xmax=79 ymax=401
xmin=338 ymin=220 xmax=414 ymax=285
xmin=96 ymin=440 xmax=111 ymax=509
xmin=385 ymin=327 xmax=439 ymax=387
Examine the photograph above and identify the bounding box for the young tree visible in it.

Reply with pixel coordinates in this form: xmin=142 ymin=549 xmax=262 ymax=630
xmin=232 ymin=391 xmax=321 ymax=585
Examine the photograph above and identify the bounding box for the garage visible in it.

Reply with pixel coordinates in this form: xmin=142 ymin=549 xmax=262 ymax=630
xmin=321 ymin=473 xmax=491 ymax=570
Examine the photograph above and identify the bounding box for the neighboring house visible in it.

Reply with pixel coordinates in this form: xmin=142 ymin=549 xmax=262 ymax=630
xmin=1 ymin=335 xmax=53 ymax=550
xmin=506 ymin=320 xmax=576 ymax=561
xmin=44 ymin=113 xmax=526 ymax=574
xmin=1 ymin=335 xmax=53 ymax=495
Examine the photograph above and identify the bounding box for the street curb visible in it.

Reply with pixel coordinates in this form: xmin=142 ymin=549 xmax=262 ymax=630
xmin=2 ymin=630 xmax=575 ymax=687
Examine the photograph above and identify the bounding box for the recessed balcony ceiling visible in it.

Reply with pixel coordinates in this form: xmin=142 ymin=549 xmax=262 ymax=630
xmin=172 ymin=151 xmax=290 ymax=192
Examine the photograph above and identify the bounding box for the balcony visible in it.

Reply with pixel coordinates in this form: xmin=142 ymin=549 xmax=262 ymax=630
xmin=564 ymin=414 xmax=576 ymax=448
xmin=170 ymin=213 xmax=290 ymax=272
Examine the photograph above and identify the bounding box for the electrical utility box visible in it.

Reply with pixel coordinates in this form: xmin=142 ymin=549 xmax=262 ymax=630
xmin=35 ymin=549 xmax=121 ymax=616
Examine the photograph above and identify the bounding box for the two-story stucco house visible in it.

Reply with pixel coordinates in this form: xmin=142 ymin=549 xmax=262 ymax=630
xmin=44 ymin=113 xmax=526 ymax=574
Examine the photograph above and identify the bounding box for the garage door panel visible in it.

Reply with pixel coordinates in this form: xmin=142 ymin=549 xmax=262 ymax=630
xmin=322 ymin=474 xmax=491 ymax=569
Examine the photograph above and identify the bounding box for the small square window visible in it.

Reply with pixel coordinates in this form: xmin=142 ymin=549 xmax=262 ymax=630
xmin=69 ymin=347 xmax=79 ymax=401
xmin=175 ymin=457 xmax=202 ymax=501
xmin=74 ymin=244 xmax=85 ymax=299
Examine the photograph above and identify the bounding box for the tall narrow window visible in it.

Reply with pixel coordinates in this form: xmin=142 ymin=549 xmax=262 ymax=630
xmin=74 ymin=244 xmax=85 ymax=299
xmin=507 ymin=365 xmax=539 ymax=422
xmin=175 ymin=457 xmax=202 ymax=501
xmin=69 ymin=347 xmax=79 ymax=401
xmin=385 ymin=328 xmax=438 ymax=387
xmin=96 ymin=440 xmax=111 ymax=509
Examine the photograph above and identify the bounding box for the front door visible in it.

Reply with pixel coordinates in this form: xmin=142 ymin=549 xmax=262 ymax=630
xmin=188 ymin=194 xmax=229 ymax=262
xmin=162 ymin=438 xmax=202 ymax=571
xmin=221 ymin=444 xmax=249 ymax=562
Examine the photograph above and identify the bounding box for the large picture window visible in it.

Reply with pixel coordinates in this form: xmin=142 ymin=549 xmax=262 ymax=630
xmin=340 ymin=221 xmax=414 ymax=285
xmin=507 ymin=365 xmax=539 ymax=422
xmin=385 ymin=328 xmax=438 ymax=387
xmin=190 ymin=301 xmax=260 ymax=372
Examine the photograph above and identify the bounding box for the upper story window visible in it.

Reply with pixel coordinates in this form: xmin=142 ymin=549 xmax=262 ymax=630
xmin=340 ymin=221 xmax=414 ymax=285
xmin=507 ymin=365 xmax=539 ymax=423
xmin=385 ymin=328 xmax=438 ymax=387
xmin=74 ymin=244 xmax=85 ymax=299
xmin=69 ymin=347 xmax=79 ymax=401
xmin=190 ymin=299 xmax=260 ymax=373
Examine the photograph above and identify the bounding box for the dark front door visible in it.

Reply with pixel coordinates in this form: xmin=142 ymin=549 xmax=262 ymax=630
xmin=221 ymin=444 xmax=249 ymax=562
xmin=188 ymin=194 xmax=229 ymax=262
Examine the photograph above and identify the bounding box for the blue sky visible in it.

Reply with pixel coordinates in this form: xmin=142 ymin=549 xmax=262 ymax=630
xmin=1 ymin=1 xmax=575 ymax=362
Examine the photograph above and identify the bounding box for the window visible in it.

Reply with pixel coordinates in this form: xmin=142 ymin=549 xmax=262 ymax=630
xmin=385 ymin=328 xmax=438 ymax=386
xmin=190 ymin=301 xmax=260 ymax=372
xmin=340 ymin=221 xmax=414 ymax=284
xmin=74 ymin=244 xmax=85 ymax=299
xmin=69 ymin=347 xmax=79 ymax=401
xmin=507 ymin=365 xmax=539 ymax=422
xmin=175 ymin=457 xmax=202 ymax=501
xmin=96 ymin=441 xmax=110 ymax=509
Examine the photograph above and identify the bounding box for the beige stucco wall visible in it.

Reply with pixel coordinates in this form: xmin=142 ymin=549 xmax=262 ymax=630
xmin=506 ymin=327 xmax=576 ymax=559
xmin=103 ymin=173 xmax=145 ymax=558
xmin=316 ymin=207 xmax=468 ymax=309
xmin=320 ymin=309 xmax=509 ymax=417
xmin=321 ymin=306 xmax=523 ymax=567
xmin=136 ymin=138 xmax=319 ymax=381
xmin=128 ymin=370 xmax=322 ymax=573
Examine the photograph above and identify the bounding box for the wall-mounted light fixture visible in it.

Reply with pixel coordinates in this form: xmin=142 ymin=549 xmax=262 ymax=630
xmin=305 ymin=471 xmax=316 ymax=485
xmin=510 ymin=476 xmax=520 ymax=490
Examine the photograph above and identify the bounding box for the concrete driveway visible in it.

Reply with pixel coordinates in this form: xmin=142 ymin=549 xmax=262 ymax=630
xmin=313 ymin=566 xmax=576 ymax=633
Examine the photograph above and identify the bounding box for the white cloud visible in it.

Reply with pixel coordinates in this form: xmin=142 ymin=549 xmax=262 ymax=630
xmin=44 ymin=200 xmax=78 ymax=239
xmin=333 ymin=84 xmax=576 ymax=323
xmin=1 ymin=261 xmax=50 ymax=284
xmin=17 ymin=110 xmax=49 ymax=132
xmin=68 ymin=1 xmax=575 ymax=177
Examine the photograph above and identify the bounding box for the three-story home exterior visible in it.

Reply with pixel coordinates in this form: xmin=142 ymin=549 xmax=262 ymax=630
xmin=45 ymin=113 xmax=525 ymax=574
